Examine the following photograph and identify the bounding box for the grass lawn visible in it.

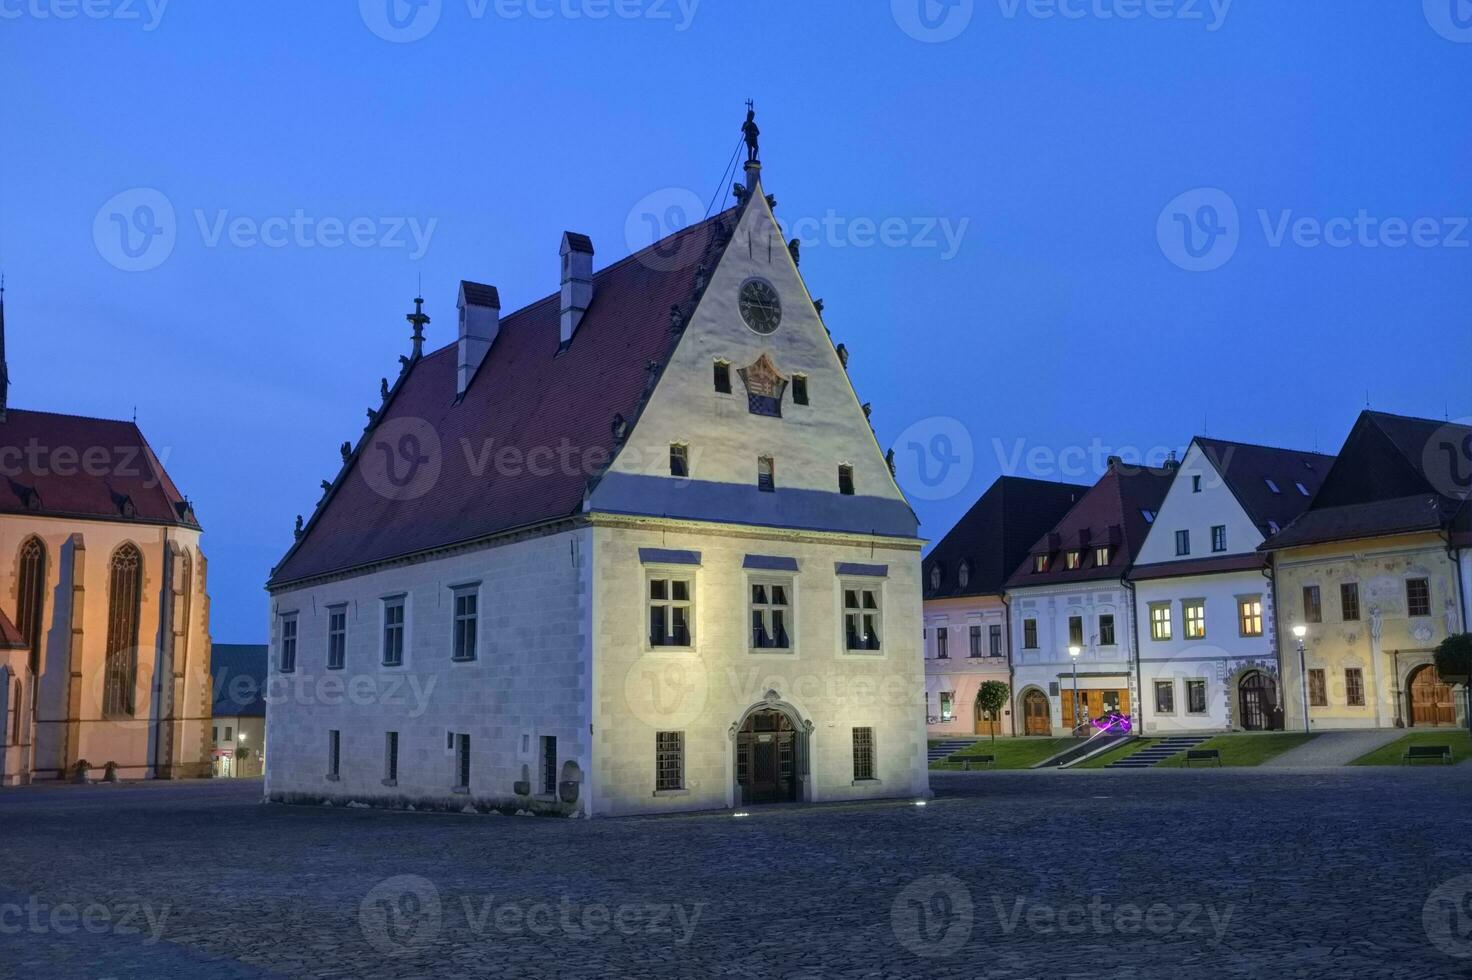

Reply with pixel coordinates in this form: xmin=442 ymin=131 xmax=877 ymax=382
xmin=1350 ymin=731 xmax=1472 ymax=766
xmin=930 ymin=737 xmax=1081 ymax=770
xmin=1073 ymin=738 xmax=1154 ymax=769
xmin=1155 ymin=733 xmax=1317 ymax=767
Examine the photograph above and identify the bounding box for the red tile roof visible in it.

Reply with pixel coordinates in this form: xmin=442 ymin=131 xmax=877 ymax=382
xmin=269 ymin=207 xmax=740 ymax=587
xmin=0 ymin=409 xmax=197 ymax=528
xmin=0 ymin=608 xmax=26 ymax=650
xmin=1004 ymin=461 xmax=1175 ymax=589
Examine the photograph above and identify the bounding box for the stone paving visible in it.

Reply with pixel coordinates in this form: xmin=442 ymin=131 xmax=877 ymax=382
xmin=1260 ymin=729 xmax=1406 ymax=767
xmin=0 ymin=769 xmax=1469 ymax=979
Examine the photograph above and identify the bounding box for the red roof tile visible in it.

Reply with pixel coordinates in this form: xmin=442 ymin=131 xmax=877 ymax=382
xmin=0 ymin=409 xmax=197 ymax=527
xmin=270 ymin=208 xmax=740 ymax=587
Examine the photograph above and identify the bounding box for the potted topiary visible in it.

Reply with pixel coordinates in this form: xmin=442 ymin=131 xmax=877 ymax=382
xmin=71 ymin=760 xmax=91 ymax=784
xmin=103 ymin=762 xmax=120 ymax=783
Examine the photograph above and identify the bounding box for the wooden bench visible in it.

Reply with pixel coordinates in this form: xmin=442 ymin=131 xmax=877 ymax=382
xmin=960 ymin=756 xmax=995 ymax=771
xmin=1184 ymin=749 xmax=1221 ymax=767
xmin=1403 ymin=745 xmax=1453 ymax=765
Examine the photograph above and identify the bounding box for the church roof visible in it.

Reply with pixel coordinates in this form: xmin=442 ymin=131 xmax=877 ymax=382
xmin=0 ymin=409 xmax=198 ymax=528
xmin=212 ymin=643 xmax=268 ymax=718
xmin=0 ymin=608 xmax=26 ymax=650
xmin=269 ymin=206 xmax=741 ymax=588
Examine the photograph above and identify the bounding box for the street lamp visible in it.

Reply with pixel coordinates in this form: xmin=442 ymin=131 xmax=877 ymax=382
xmin=1069 ymin=645 xmax=1082 ymax=733
xmin=1292 ymin=625 xmax=1309 ymax=734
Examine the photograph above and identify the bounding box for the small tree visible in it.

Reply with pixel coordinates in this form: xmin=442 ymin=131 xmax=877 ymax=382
xmin=977 ymin=681 xmax=1010 ymax=743
xmin=1434 ymin=634 xmax=1472 ymax=732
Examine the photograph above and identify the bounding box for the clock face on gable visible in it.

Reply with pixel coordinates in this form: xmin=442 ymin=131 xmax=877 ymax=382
xmin=738 ymin=278 xmax=782 ymax=335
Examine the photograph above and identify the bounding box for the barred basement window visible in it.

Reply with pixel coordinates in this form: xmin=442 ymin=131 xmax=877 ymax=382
xmin=1340 ymin=582 xmax=1360 ymax=622
xmin=452 ymin=587 xmax=478 ymax=662
xmin=843 ymin=585 xmax=882 ymax=652
xmin=382 ymin=596 xmax=406 ymax=666
xmin=16 ymin=537 xmax=45 ymax=676
xmin=852 ymin=727 xmax=875 ymax=781
xmin=1345 ymin=668 xmax=1365 ymax=707
xmin=1406 ymin=578 xmax=1431 ymax=617
xmin=326 ymin=605 xmax=346 ymax=670
xmin=670 ymin=444 xmax=689 ymax=478
xmin=327 ymin=729 xmax=341 ymax=779
xmin=655 ymin=731 xmax=684 ymax=791
xmin=792 ymin=375 xmax=809 ymax=405
xmin=279 ymin=613 xmax=298 ymax=673
xmin=455 ymin=733 xmax=471 ymax=790
xmin=713 ymin=360 xmax=732 ymax=394
xmin=838 ymin=464 xmax=854 ymax=496
xmin=103 ymin=543 xmax=143 ymax=717
xmin=749 ymin=580 xmax=791 ymax=650
xmin=649 ymin=577 xmax=693 ymax=647
xmin=757 ymin=456 xmax=775 ymax=493
xmin=385 ymin=731 xmax=399 ymax=783
xmin=1308 ymin=669 xmax=1327 ymax=707
xmin=540 ymin=736 xmax=558 ymax=795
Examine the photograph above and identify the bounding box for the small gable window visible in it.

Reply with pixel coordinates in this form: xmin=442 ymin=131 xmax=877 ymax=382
xmin=670 ymin=444 xmax=689 ymax=478
xmin=1033 ymin=555 xmax=1049 ymax=574
xmin=1264 ymin=478 xmax=1281 ymax=494
xmin=792 ymin=375 xmax=809 ymax=405
xmin=930 ymin=565 xmax=942 ymax=592
xmin=838 ymin=464 xmax=855 ymax=496
xmin=1095 ymin=547 xmax=1111 ymax=566
xmin=757 ymin=456 xmax=775 ymax=493
xmin=713 ymin=360 xmax=732 ymax=394
xmin=1295 ymin=482 xmax=1310 ymax=496
xmin=1141 ymin=509 xmax=1157 ymax=524
xmin=958 ymin=562 xmax=970 ymax=589
xmin=1064 ymin=551 xmax=1081 ymax=570
xmin=1191 ymin=475 xmax=1202 ymax=493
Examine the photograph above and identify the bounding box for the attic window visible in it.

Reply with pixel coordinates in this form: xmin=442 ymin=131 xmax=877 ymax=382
xmin=958 ymin=562 xmax=970 ymax=589
xmin=792 ymin=375 xmax=809 ymax=405
xmin=838 ymin=464 xmax=854 ymax=495
xmin=1141 ymin=509 xmax=1156 ymax=524
xmin=930 ymin=565 xmax=942 ymax=591
xmin=1267 ymin=520 xmax=1281 ymax=534
xmin=1033 ymin=555 xmax=1049 ymax=574
xmin=1191 ymin=475 xmax=1202 ymax=493
xmin=713 ymin=360 xmax=732 ymax=394
xmin=1065 ymin=551 xmax=1081 ymax=570
xmin=1095 ymin=546 xmax=1111 ymax=566
xmin=757 ymin=456 xmax=775 ymax=493
xmin=1295 ymin=482 xmax=1310 ymax=496
xmin=670 ymin=444 xmax=689 ymax=478
xmin=1265 ymin=479 xmax=1281 ymax=494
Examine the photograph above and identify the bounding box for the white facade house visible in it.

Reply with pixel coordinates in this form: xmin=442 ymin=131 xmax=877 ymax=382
xmin=1130 ymin=438 xmax=1332 ymax=734
xmin=1003 ymin=459 xmax=1174 ymax=736
xmin=264 ymin=133 xmax=930 ymax=817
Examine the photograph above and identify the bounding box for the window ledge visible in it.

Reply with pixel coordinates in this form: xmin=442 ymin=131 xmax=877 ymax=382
xmin=652 ymin=788 xmax=689 ymax=798
xmin=748 ymin=648 xmax=794 ymax=656
xmin=325 ymin=774 xmax=340 ymax=782
xmin=851 ymin=778 xmax=882 ymax=787
xmin=381 ymin=778 xmax=398 ymax=788
xmin=450 ymin=657 xmax=478 ymax=665
xmin=452 ymin=786 xmax=469 ymax=795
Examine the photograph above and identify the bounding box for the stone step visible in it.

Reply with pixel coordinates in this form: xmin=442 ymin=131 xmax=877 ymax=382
xmin=1106 ymin=735 xmax=1213 ymax=769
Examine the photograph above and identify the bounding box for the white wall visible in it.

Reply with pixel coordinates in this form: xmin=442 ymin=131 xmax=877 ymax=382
xmin=1133 ymin=442 xmax=1264 ymax=567
xmin=1009 ymin=582 xmax=1135 ymax=735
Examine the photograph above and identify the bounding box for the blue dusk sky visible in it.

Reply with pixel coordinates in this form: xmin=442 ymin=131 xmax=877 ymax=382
xmin=1 ymin=1 xmax=1469 ymax=640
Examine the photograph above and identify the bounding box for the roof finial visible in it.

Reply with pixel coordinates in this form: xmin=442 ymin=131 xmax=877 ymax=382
xmin=742 ymin=100 xmax=761 ymax=191
xmin=407 ymin=293 xmax=430 ymax=360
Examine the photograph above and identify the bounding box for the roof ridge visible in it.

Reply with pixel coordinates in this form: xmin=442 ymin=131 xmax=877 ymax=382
xmin=1 ymin=406 xmax=143 ymax=428
xmin=1194 ymin=434 xmax=1336 ymax=459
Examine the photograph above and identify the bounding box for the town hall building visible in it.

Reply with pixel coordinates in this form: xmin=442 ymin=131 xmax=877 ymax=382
xmin=264 ymin=117 xmax=931 ymax=817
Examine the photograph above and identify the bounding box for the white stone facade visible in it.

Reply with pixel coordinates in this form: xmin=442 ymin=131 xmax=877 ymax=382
xmin=1009 ymin=582 xmax=1137 ymax=736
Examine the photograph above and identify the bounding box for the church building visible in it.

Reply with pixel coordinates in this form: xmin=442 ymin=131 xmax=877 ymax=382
xmin=264 ymin=117 xmax=930 ymax=817
xmin=0 ymin=289 xmax=212 ymax=784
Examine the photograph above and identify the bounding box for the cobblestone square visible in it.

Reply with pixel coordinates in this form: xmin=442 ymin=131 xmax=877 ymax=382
xmin=0 ymin=768 xmax=1469 ymax=979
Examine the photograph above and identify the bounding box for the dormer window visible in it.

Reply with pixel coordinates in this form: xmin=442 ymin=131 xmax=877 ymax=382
xmin=670 ymin=444 xmax=689 ymax=478
xmin=1095 ymin=547 xmax=1111 ymax=566
xmin=1065 ymin=551 xmax=1082 ymax=570
xmin=1295 ymin=482 xmax=1310 ymax=496
xmin=757 ymin=456 xmax=775 ymax=492
xmin=792 ymin=375 xmax=809 ymax=405
xmin=1265 ymin=478 xmax=1281 ymax=494
xmin=838 ymin=464 xmax=854 ymax=496
xmin=1141 ymin=509 xmax=1156 ymax=524
xmin=1033 ymin=555 xmax=1049 ymax=574
xmin=958 ymin=562 xmax=970 ymax=589
xmin=713 ymin=360 xmax=732 ymax=394
xmin=930 ymin=565 xmax=942 ymax=591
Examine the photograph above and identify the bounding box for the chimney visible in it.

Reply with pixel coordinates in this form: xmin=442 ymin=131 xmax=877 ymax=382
xmin=457 ymin=281 xmax=500 ymax=397
xmin=559 ymin=231 xmax=594 ymax=347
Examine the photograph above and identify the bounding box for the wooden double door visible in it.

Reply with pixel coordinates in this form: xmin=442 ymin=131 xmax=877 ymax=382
xmin=1409 ymin=665 xmax=1458 ymax=727
xmin=1022 ymin=690 xmax=1051 ymax=735
xmin=1060 ymin=688 xmax=1130 ymax=730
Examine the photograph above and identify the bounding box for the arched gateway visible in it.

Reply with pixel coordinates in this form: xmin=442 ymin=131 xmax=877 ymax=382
xmin=732 ymin=697 xmax=811 ymax=805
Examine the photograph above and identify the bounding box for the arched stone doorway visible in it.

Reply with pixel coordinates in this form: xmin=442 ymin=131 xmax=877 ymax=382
xmin=1407 ymin=664 xmax=1457 ymax=727
xmin=1238 ymin=671 xmax=1280 ymax=731
xmin=1021 ymin=688 xmax=1050 ymax=736
xmin=732 ymin=697 xmax=810 ymax=805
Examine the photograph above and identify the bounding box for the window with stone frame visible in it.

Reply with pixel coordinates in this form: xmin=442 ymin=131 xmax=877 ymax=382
xmin=1099 ymin=614 xmax=1116 ymax=646
xmin=1175 ymin=530 xmax=1190 ymax=556
xmin=1149 ymin=602 xmax=1172 ymax=641
xmin=1406 ymin=578 xmax=1431 ymax=617
xmin=1211 ymin=525 xmax=1227 ymax=552
xmin=1238 ymin=596 xmax=1263 ymax=636
xmin=989 ymin=624 xmax=1003 ymax=657
xmin=1345 ymin=668 xmax=1365 ymax=707
xmin=1068 ymin=615 xmax=1084 ymax=647
xmin=649 ymin=575 xmax=693 ymax=647
xmin=838 ymin=464 xmax=855 ymax=496
xmin=792 ymin=374 xmax=809 ymax=405
xmin=452 ymin=586 xmax=478 ymax=662
xmin=1340 ymin=582 xmax=1360 ymax=622
xmin=1154 ymin=679 xmax=1175 ymax=714
xmin=327 ymin=605 xmax=347 ymax=670
xmin=103 ymin=543 xmax=143 ymax=717
xmin=1023 ymin=618 xmax=1038 ymax=649
xmin=382 ymin=596 xmax=406 ymax=666
xmin=656 ymin=731 xmax=684 ymax=791
xmin=713 ymin=360 xmax=732 ymax=394
xmin=1302 ymin=585 xmax=1322 ymax=624
xmin=843 ymin=584 xmax=882 ymax=652
xmin=936 ymin=626 xmax=949 ymax=659
xmin=1186 ymin=679 xmax=1207 ymax=714
xmin=969 ymin=624 xmax=983 ymax=658
xmin=279 ymin=613 xmax=298 ymax=674
xmin=749 ymin=579 xmax=792 ymax=651
xmin=851 ymin=727 xmax=876 ymax=781
xmin=1308 ymin=669 xmax=1328 ymax=707
xmin=1183 ymin=599 xmax=1206 ymax=639
xmin=669 ymin=444 xmax=689 ymax=478
xmin=757 ymin=455 xmax=775 ymax=493
xmin=15 ymin=537 xmax=45 ymax=676
xmin=939 ymin=692 xmax=953 ymax=722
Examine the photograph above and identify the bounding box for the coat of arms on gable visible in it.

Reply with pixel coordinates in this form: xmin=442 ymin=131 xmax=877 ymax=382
xmin=738 ymin=353 xmax=788 ymax=418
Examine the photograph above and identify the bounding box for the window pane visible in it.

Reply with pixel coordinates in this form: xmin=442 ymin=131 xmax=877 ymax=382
xmin=672 ymin=580 xmax=689 ymax=602
xmin=650 ymin=579 xmax=668 ymax=601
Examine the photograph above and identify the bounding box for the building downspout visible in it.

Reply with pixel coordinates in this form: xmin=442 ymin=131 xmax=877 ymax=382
xmin=1123 ymin=576 xmax=1142 ymax=733
xmin=1002 ymin=592 xmax=1015 ymax=736
xmin=1263 ymin=559 xmax=1285 ymax=727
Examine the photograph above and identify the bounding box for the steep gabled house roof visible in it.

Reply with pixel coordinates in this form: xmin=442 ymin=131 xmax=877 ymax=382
xmin=1004 ymin=460 xmax=1175 ymax=589
xmin=269 ymin=207 xmax=742 ymax=587
xmin=922 ymin=476 xmax=1087 ymax=600
xmin=1262 ymin=411 xmax=1471 ymax=551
